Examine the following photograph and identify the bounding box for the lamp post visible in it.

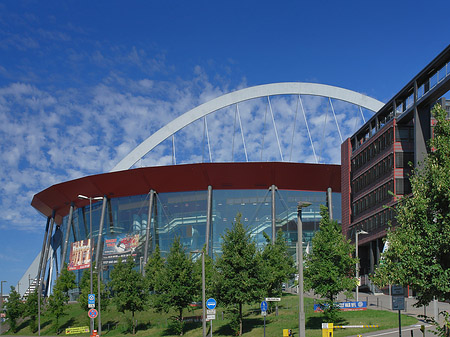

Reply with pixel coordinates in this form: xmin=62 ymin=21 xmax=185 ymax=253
xmin=0 ymin=280 xmax=6 ymax=335
xmin=192 ymin=250 xmax=206 ymax=337
xmin=78 ymin=194 xmax=103 ymax=334
xmin=355 ymin=229 xmax=368 ymax=301
xmin=297 ymin=201 xmax=311 ymax=337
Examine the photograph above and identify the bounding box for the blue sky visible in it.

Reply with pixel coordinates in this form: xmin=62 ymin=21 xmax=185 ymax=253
xmin=0 ymin=0 xmax=449 ymax=292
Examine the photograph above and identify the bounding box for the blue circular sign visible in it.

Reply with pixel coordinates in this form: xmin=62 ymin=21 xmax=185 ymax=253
xmin=206 ymin=298 xmax=217 ymax=310
xmin=261 ymin=301 xmax=268 ymax=312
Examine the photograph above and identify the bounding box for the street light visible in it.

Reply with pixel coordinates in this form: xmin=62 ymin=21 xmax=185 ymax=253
xmin=0 ymin=281 xmax=6 ymax=335
xmin=355 ymin=229 xmax=368 ymax=301
xmin=297 ymin=201 xmax=311 ymax=337
xmin=78 ymin=194 xmax=103 ymax=335
xmin=191 ymin=250 xmax=206 ymax=337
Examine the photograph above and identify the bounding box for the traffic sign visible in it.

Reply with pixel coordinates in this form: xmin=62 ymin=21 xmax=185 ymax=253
xmin=206 ymin=298 xmax=217 ymax=310
xmin=88 ymin=294 xmax=95 ymax=304
xmin=207 ymin=309 xmax=216 ymax=315
xmin=207 ymin=314 xmax=216 ymax=320
xmin=265 ymin=297 xmax=281 ymax=302
xmin=261 ymin=311 xmax=267 ymax=316
xmin=88 ymin=308 xmax=98 ymax=319
xmin=261 ymin=301 xmax=268 ymax=312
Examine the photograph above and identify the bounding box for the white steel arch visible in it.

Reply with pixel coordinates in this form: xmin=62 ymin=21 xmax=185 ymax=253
xmin=111 ymin=82 xmax=384 ymax=172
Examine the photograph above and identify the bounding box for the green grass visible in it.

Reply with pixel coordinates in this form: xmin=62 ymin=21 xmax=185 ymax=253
xmin=5 ymin=293 xmax=418 ymax=336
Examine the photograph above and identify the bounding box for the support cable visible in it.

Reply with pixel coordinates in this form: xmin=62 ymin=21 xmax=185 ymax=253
xmin=237 ymin=104 xmax=248 ymax=162
xmin=172 ymin=135 xmax=176 ymax=165
xmin=319 ymin=99 xmax=330 ymax=163
xmin=260 ymin=100 xmax=268 ymax=161
xmin=299 ymin=95 xmax=318 ymax=164
xmin=232 ymin=105 xmax=237 ymax=162
xmin=267 ymin=96 xmax=284 ymax=162
xmin=289 ymin=95 xmax=300 ymax=162
xmin=329 ymin=98 xmax=343 ymax=143
xmin=205 ymin=116 xmax=213 ymax=163
xmin=359 ymin=106 xmax=366 ymax=123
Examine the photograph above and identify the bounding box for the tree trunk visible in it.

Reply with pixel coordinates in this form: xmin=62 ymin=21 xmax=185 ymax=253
xmin=132 ymin=311 xmax=135 ymax=335
xmin=239 ymin=303 xmax=243 ymax=336
xmin=179 ymin=308 xmax=183 ymax=336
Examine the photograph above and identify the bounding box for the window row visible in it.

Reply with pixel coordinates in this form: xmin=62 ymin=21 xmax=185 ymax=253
xmin=352 ymin=154 xmax=393 ymax=194
xmin=351 ymin=128 xmax=394 ymax=172
xmin=352 ymin=180 xmax=393 ymax=218
xmin=395 ymin=178 xmax=412 ymax=196
xmin=349 ymin=207 xmax=396 ymax=239
xmin=395 ymin=126 xmax=414 ymax=142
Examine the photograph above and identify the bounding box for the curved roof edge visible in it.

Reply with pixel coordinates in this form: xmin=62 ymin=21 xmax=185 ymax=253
xmin=111 ymin=82 xmax=384 ymax=172
xmin=32 ymin=162 xmax=341 ymax=224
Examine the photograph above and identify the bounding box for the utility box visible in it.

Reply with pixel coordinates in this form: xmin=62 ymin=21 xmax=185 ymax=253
xmin=322 ymin=323 xmax=333 ymax=337
xmin=283 ymin=329 xmax=293 ymax=336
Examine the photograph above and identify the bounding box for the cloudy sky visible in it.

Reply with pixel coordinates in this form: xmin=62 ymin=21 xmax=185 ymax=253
xmin=0 ymin=0 xmax=449 ymax=290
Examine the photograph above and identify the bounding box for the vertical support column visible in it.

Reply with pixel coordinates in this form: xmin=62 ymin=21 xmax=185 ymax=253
xmin=143 ymin=190 xmax=155 ymax=276
xmin=95 ymin=197 xmax=107 ymax=268
xmin=42 ymin=217 xmax=56 ymax=298
xmin=271 ymin=185 xmax=276 ymax=244
xmin=327 ymin=187 xmax=333 ymax=220
xmin=60 ymin=203 xmax=74 ymax=271
xmin=414 ymin=104 xmax=431 ymax=167
xmin=205 ymin=186 xmax=213 ymax=256
xmin=369 ymin=240 xmax=375 ymax=275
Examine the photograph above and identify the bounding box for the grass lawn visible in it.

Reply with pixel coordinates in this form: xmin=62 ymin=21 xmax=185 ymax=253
xmin=5 ymin=293 xmax=418 ymax=336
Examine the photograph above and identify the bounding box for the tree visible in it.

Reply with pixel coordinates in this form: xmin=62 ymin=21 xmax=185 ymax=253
xmin=374 ymin=104 xmax=450 ymax=307
xmin=47 ymin=266 xmax=76 ymax=332
xmin=110 ymin=255 xmax=147 ymax=335
xmin=24 ymin=290 xmax=41 ymax=333
xmin=304 ymin=205 xmax=357 ymax=321
xmin=4 ymin=286 xmax=24 ymax=333
xmin=261 ymin=230 xmax=296 ymax=312
xmin=213 ymin=214 xmax=263 ymax=336
xmin=144 ymin=244 xmax=164 ymax=295
xmin=151 ymin=237 xmax=196 ymax=336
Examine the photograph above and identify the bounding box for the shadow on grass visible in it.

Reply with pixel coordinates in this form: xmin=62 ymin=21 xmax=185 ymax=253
xmin=161 ymin=320 xmax=201 ymax=336
xmin=60 ymin=317 xmax=76 ymax=331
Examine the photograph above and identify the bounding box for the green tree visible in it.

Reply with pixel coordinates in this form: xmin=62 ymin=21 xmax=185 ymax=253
xmin=47 ymin=266 xmax=76 ymax=332
xmin=213 ymin=214 xmax=263 ymax=336
xmin=152 ymin=237 xmax=196 ymax=336
xmin=304 ymin=205 xmax=357 ymax=322
xmin=144 ymin=244 xmax=164 ymax=295
xmin=24 ymin=290 xmax=41 ymax=333
xmin=110 ymin=255 xmax=147 ymax=335
xmin=5 ymin=286 xmax=24 ymax=333
xmin=374 ymin=104 xmax=450 ymax=307
xmin=261 ymin=230 xmax=296 ymax=303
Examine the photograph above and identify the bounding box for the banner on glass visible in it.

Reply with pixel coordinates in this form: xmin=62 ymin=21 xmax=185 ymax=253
xmin=103 ymin=234 xmax=140 ymax=265
xmin=68 ymin=239 xmax=91 ymax=271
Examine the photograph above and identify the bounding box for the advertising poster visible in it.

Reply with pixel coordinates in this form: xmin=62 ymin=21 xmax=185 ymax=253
xmin=68 ymin=239 xmax=91 ymax=271
xmin=103 ymin=234 xmax=140 ymax=265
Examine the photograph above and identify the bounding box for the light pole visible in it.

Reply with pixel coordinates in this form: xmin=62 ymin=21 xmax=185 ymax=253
xmin=355 ymin=229 xmax=368 ymax=301
xmin=78 ymin=194 xmax=103 ymax=334
xmin=297 ymin=201 xmax=311 ymax=337
xmin=192 ymin=250 xmax=206 ymax=337
xmin=1 ymin=280 xmax=6 ymax=335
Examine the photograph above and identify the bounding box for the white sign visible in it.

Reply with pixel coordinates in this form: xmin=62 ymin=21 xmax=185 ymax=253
xmin=88 ymin=303 xmax=95 ymax=308
xmin=207 ymin=309 xmax=216 ymax=315
xmin=265 ymin=297 xmax=281 ymax=302
xmin=207 ymin=314 xmax=216 ymax=320
xmin=261 ymin=311 xmax=267 ymax=316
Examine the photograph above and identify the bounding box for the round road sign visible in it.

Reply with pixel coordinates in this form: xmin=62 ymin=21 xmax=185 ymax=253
xmin=261 ymin=301 xmax=268 ymax=312
xmin=88 ymin=308 xmax=98 ymax=319
xmin=206 ymin=298 xmax=217 ymax=310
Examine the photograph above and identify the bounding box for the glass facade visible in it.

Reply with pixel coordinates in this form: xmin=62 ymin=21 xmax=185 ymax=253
xmin=62 ymin=188 xmax=341 ymax=282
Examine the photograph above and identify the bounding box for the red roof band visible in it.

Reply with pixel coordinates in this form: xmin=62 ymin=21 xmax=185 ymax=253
xmin=31 ymin=162 xmax=341 ymax=225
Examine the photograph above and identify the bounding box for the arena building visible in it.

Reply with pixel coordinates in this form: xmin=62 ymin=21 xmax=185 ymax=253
xmin=26 ymin=82 xmax=383 ymax=295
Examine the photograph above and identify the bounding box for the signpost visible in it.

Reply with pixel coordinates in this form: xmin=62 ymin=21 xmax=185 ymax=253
xmin=391 ymin=285 xmax=404 ymax=337
xmin=206 ymin=298 xmax=216 ymax=337
xmin=88 ymin=294 xmax=95 ymax=308
xmin=261 ymin=301 xmax=268 ymax=337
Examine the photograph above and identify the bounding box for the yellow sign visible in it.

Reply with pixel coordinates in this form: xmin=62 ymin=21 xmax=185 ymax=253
xmin=65 ymin=326 xmax=90 ymax=335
